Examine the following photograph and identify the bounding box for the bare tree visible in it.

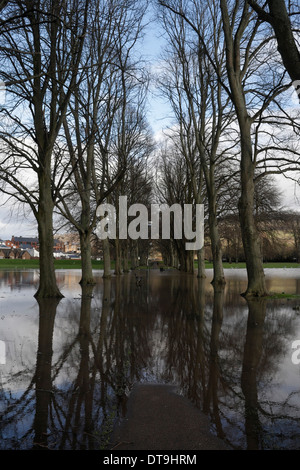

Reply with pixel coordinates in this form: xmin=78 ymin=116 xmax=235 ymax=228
xmin=109 ymin=106 xmax=154 ymax=275
xmin=0 ymin=1 xmax=8 ymax=13
xmin=156 ymin=141 xmax=199 ymax=273
xmin=219 ymin=0 xmax=295 ymax=295
xmin=247 ymin=0 xmax=300 ymax=83
xmin=158 ymin=0 xmax=298 ymax=296
xmin=158 ymin=1 xmax=239 ymax=285
xmin=55 ymin=0 xmax=150 ymax=285
xmin=0 ymin=0 xmax=90 ymax=298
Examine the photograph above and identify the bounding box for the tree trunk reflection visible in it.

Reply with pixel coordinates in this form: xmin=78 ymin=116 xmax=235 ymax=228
xmin=241 ymin=298 xmax=267 ymax=450
xmin=204 ymin=286 xmax=226 ymax=441
xmin=33 ymin=298 xmax=60 ymax=449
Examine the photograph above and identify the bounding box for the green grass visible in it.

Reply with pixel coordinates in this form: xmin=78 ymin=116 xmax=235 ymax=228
xmin=0 ymin=258 xmax=299 ymax=271
xmin=0 ymin=258 xmax=41 ymax=269
xmin=0 ymin=258 xmax=106 ymax=270
xmin=201 ymin=261 xmax=300 ymax=269
xmin=267 ymin=292 xmax=300 ymax=299
xmin=263 ymin=262 xmax=300 ymax=268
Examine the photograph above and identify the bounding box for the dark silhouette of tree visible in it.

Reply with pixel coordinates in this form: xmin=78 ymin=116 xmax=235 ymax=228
xmin=248 ymin=0 xmax=300 ymax=84
xmin=0 ymin=0 xmax=90 ymax=298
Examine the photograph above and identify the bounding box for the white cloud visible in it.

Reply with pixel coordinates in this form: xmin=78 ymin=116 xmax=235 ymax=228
xmin=0 ymin=205 xmax=37 ymax=240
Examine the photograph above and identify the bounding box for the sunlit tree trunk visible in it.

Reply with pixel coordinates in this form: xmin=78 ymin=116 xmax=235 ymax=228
xmin=220 ymin=0 xmax=268 ymax=297
xmin=238 ymin=119 xmax=266 ymax=296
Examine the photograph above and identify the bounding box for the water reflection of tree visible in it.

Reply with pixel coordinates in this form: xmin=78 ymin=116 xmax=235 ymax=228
xmin=0 ymin=274 xmax=155 ymax=449
xmin=203 ymin=286 xmax=226 ymax=441
xmin=164 ymin=278 xmax=229 ymax=441
xmin=49 ymin=276 xmax=155 ymax=449
xmin=0 ymin=270 xmax=39 ymax=291
xmin=240 ymin=298 xmax=300 ymax=450
xmin=0 ymin=298 xmax=58 ymax=450
xmin=241 ymin=298 xmax=267 ymax=450
xmin=2 ymin=271 xmax=300 ymax=449
xmin=162 ymin=274 xmax=300 ymax=450
xmin=164 ymin=276 xmax=207 ymax=395
xmin=33 ymin=298 xmax=60 ymax=449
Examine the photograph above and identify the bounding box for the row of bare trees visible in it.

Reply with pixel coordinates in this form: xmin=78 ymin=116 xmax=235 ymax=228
xmin=156 ymin=0 xmax=300 ymax=296
xmin=0 ymin=0 xmax=299 ymax=298
xmin=0 ymin=0 xmax=153 ymax=297
xmin=0 ymin=0 xmax=91 ymax=298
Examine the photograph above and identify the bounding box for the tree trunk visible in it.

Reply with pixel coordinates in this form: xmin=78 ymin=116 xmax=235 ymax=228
xmin=122 ymin=240 xmax=129 ymax=273
xmin=169 ymin=244 xmax=174 ymax=267
xmin=179 ymin=249 xmax=194 ymax=273
xmin=249 ymin=0 xmax=300 ymax=84
xmin=239 ymin=121 xmax=267 ymax=297
xmin=173 ymin=248 xmax=179 ymax=269
xmin=139 ymin=251 xmax=147 ymax=266
xmin=114 ymin=237 xmax=122 ymax=275
xmin=35 ymin=176 xmax=63 ymax=299
xmin=267 ymin=0 xmax=300 ymax=82
xmin=187 ymin=250 xmax=194 ymax=274
xmin=208 ymin=197 xmax=225 ymax=287
xmin=219 ymin=0 xmax=268 ymax=297
xmin=130 ymin=240 xmax=138 ymax=270
xmin=197 ymin=247 xmax=206 ymax=279
xmin=79 ymin=230 xmax=95 ymax=285
xmin=102 ymin=237 xmax=111 ymax=278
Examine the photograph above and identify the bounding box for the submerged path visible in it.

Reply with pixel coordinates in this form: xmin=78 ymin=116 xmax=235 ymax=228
xmin=110 ymin=383 xmax=231 ymax=451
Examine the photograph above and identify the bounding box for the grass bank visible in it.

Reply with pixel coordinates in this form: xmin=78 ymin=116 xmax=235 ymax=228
xmin=0 ymin=258 xmax=105 ymax=270
xmin=267 ymin=292 xmax=300 ymax=299
xmin=0 ymin=259 xmax=299 ymax=270
xmin=202 ymin=261 xmax=300 ymax=269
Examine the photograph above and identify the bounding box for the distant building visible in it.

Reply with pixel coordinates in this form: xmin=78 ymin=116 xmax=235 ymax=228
xmin=0 ymin=248 xmax=33 ymax=259
xmin=0 ymin=248 xmax=11 ymax=259
xmin=58 ymin=233 xmax=81 ymax=254
xmin=9 ymin=236 xmax=39 ymax=250
xmin=20 ymin=250 xmax=32 ymax=260
xmin=26 ymin=248 xmax=39 ymax=258
xmin=7 ymin=236 xmax=63 ymax=252
xmin=53 ymin=239 xmax=64 ymax=252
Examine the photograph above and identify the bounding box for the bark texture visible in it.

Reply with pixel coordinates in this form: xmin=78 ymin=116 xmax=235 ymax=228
xmin=35 ymin=173 xmax=63 ymax=299
xmin=80 ymin=230 xmax=95 ymax=285
xmin=220 ymin=0 xmax=268 ymax=297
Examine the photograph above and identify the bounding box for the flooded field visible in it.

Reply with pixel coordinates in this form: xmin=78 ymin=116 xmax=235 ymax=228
xmin=0 ymin=267 xmax=300 ymax=450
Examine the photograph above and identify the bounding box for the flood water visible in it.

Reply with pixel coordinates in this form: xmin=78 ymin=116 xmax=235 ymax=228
xmin=1 ymin=267 xmax=300 ymax=450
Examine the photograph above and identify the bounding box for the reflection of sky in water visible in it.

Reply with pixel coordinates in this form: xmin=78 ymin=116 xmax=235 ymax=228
xmin=0 ymin=268 xmax=300 ymax=449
